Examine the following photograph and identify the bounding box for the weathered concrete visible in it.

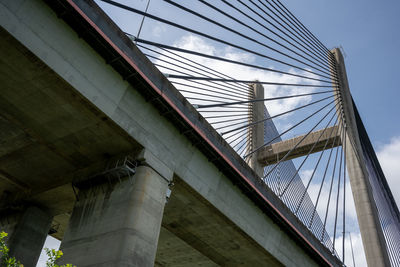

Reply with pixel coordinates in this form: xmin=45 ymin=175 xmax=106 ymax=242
xmin=0 ymin=0 xmax=343 ymax=266
xmin=331 ymin=48 xmax=390 ymax=267
xmin=258 ymin=126 xmax=340 ymax=165
xmin=157 ymin=177 xmax=284 ymax=266
xmin=58 ymin=164 xmax=170 ymax=267
xmin=0 ymin=206 xmax=52 ymax=267
xmin=248 ymin=84 xmax=265 ymax=177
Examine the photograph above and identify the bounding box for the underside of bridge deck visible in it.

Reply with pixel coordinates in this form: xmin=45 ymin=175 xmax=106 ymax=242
xmin=0 ymin=23 xmax=142 ymax=244
xmin=157 ymin=178 xmax=283 ymax=266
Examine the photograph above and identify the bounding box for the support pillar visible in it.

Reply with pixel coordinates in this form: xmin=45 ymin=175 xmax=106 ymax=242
xmin=248 ymin=83 xmax=265 ymax=178
xmin=0 ymin=206 xmax=52 ymax=267
xmin=58 ymin=153 xmax=172 ymax=267
xmin=331 ymin=48 xmax=390 ymax=267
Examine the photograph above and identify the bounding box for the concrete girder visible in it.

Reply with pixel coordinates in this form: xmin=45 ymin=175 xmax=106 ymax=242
xmin=258 ymin=126 xmax=341 ymax=166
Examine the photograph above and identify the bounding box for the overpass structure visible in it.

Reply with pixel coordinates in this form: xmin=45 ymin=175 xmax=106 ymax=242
xmin=0 ymin=0 xmax=399 ymax=267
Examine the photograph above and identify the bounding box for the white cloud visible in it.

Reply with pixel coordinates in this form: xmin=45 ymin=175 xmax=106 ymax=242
xmin=299 ymin=169 xmax=314 ymax=184
xmin=334 ymin=232 xmax=367 ymax=267
xmin=296 ymin=135 xmax=400 ymax=267
xmin=152 ymin=22 xmax=167 ymax=38
xmin=298 ymin=167 xmax=365 ymax=264
xmin=148 ymin=35 xmax=327 ymax=147
xmin=377 ymin=136 xmax=400 ymax=207
xmin=36 ymin=235 xmax=61 ymax=267
xmin=304 ymin=179 xmax=358 ymax=245
xmin=158 ymin=35 xmax=322 ymax=113
xmin=174 ymin=35 xmax=217 ymax=55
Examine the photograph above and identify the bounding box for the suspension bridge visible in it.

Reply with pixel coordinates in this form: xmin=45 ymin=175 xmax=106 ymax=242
xmin=0 ymin=0 xmax=399 ymax=266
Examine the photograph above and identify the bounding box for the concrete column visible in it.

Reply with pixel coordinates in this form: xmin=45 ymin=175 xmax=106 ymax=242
xmin=58 ymin=158 xmax=171 ymax=267
xmin=331 ymin=48 xmax=390 ymax=267
xmin=0 ymin=206 xmax=52 ymax=267
xmin=344 ymin=134 xmax=390 ymax=267
xmin=248 ymin=83 xmax=265 ymax=177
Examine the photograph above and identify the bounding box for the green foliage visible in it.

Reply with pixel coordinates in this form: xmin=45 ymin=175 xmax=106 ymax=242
xmin=0 ymin=231 xmax=75 ymax=267
xmin=44 ymin=248 xmax=75 ymax=267
xmin=0 ymin=231 xmax=23 ymax=267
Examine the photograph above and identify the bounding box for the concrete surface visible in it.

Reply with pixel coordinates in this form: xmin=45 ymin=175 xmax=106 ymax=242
xmin=58 ymin=165 xmax=169 ymax=267
xmin=0 ymin=206 xmax=52 ymax=267
xmin=156 ymin=176 xmax=284 ymax=266
xmin=258 ymin=126 xmax=340 ymax=165
xmin=248 ymin=84 xmax=265 ymax=177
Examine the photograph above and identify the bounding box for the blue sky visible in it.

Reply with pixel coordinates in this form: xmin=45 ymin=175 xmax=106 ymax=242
xmin=256 ymin=3 xmax=400 ymax=264
xmin=287 ymin=0 xmax=400 ymax=215
xmin=286 ymin=0 xmax=400 ymax=145
xmin=100 ymin=0 xmax=400 ymax=146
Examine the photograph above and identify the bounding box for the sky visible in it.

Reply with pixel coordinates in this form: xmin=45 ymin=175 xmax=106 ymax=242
xmin=37 ymin=0 xmax=400 ymax=266
xmin=267 ymin=3 xmax=400 ymax=265
xmin=286 ymin=0 xmax=400 ymax=216
xmin=277 ymin=4 xmax=400 ymax=263
xmin=286 ymin=0 xmax=400 ymax=146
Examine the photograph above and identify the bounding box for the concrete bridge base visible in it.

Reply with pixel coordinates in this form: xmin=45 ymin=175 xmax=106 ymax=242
xmin=58 ymin=165 xmax=169 ymax=267
xmin=0 ymin=206 xmax=52 ymax=267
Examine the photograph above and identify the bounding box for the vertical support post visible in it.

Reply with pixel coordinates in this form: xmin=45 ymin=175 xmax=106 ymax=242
xmin=248 ymin=83 xmax=265 ymax=178
xmin=331 ymin=48 xmax=390 ymax=267
xmin=58 ymin=152 xmax=172 ymax=267
xmin=0 ymin=206 xmax=52 ymax=267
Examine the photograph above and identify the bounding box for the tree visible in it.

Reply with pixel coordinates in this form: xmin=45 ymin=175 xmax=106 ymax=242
xmin=44 ymin=248 xmax=75 ymax=267
xmin=0 ymin=231 xmax=75 ymax=267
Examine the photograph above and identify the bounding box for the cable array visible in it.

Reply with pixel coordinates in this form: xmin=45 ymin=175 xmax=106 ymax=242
xmin=355 ymin=106 xmax=400 ymax=267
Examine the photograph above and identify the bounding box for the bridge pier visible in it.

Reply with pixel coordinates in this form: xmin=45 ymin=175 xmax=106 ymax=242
xmin=0 ymin=206 xmax=52 ymax=267
xmin=248 ymin=83 xmax=265 ymax=177
xmin=331 ymin=48 xmax=390 ymax=267
xmin=58 ymin=152 xmax=172 ymax=267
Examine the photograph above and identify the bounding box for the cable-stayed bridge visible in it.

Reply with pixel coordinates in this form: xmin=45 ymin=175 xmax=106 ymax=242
xmin=0 ymin=0 xmax=399 ymax=266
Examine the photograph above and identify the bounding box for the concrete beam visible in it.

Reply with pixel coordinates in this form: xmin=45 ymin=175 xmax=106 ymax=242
xmin=258 ymin=126 xmax=340 ymax=166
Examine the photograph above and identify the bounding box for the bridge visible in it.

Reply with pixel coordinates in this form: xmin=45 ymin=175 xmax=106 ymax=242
xmin=0 ymin=0 xmax=399 ymax=266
